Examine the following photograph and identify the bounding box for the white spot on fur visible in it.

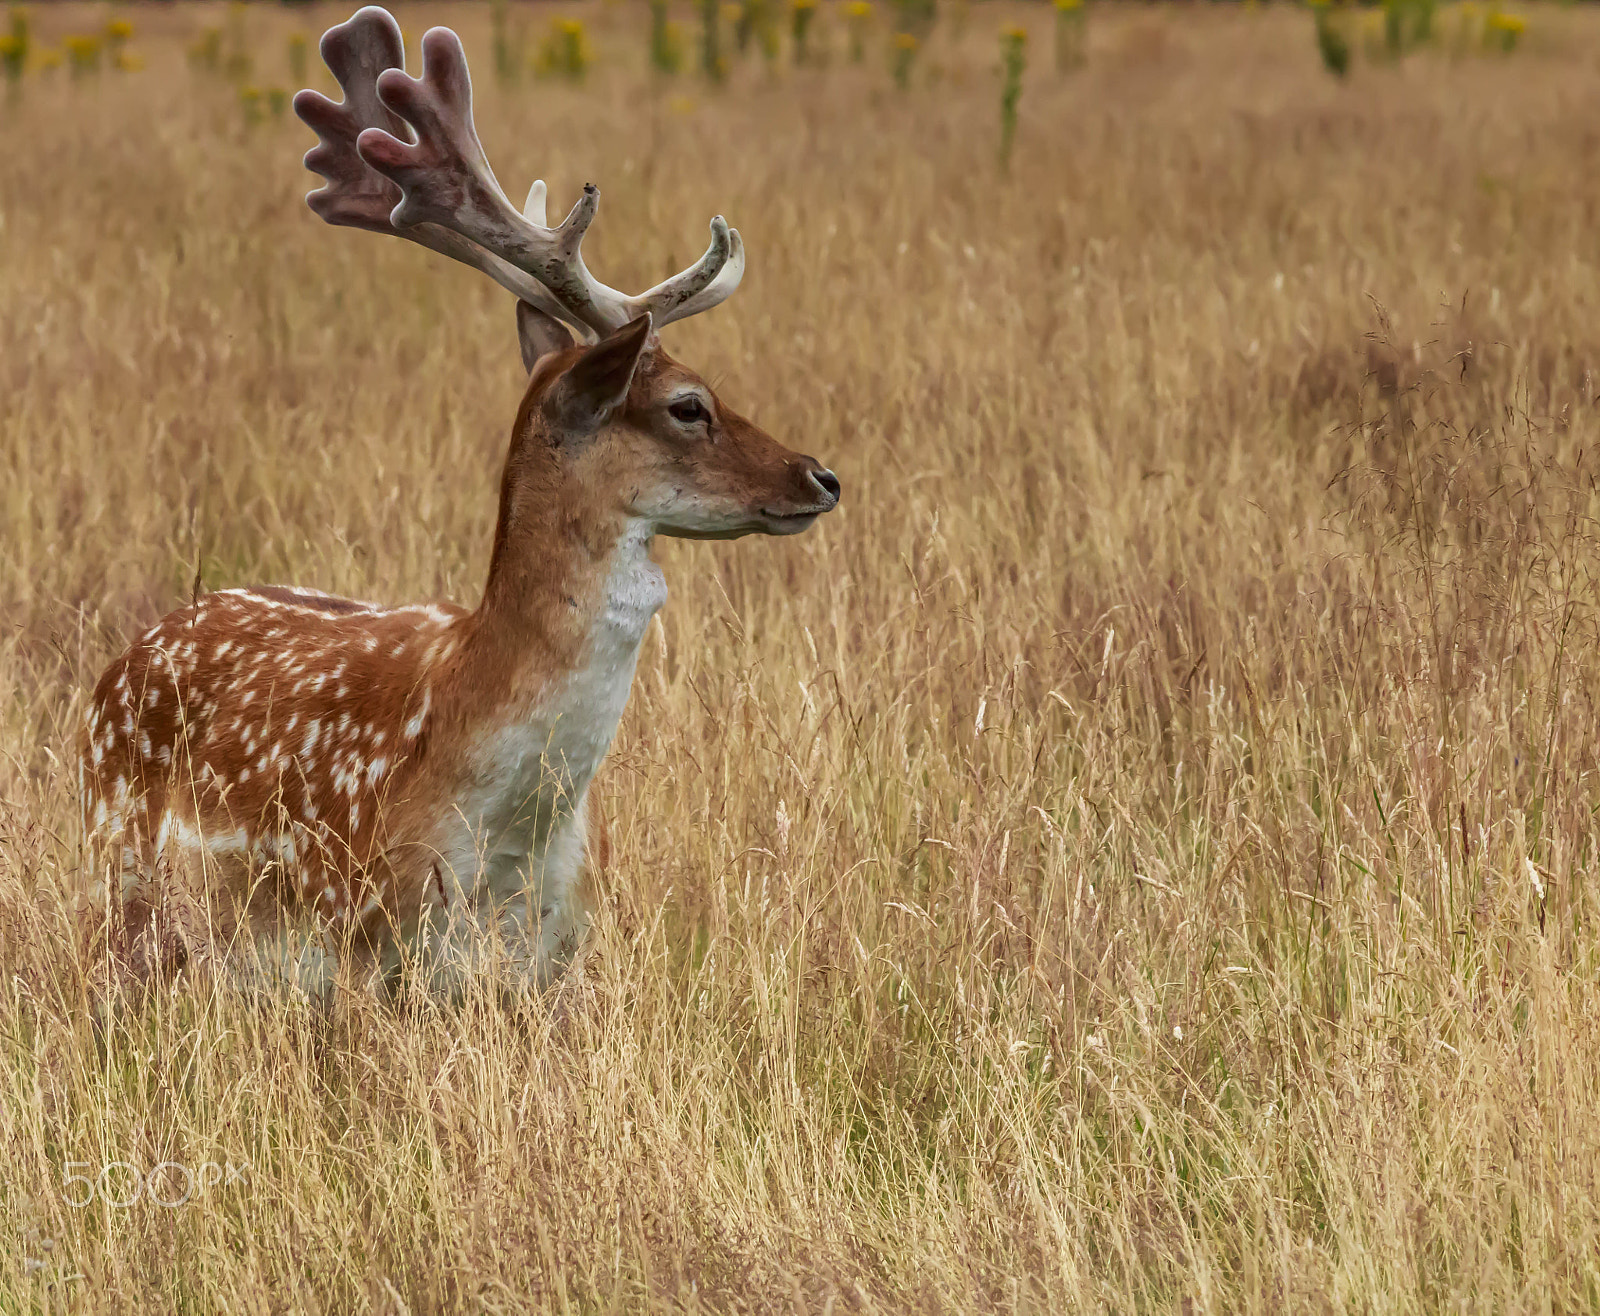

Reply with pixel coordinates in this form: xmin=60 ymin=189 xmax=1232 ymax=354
xmin=404 ymin=687 xmax=431 ymax=740
xmin=206 ymin=827 xmax=251 ymax=855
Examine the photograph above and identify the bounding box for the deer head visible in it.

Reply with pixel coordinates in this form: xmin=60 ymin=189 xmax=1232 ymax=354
xmin=293 ymin=7 xmax=839 ymax=547
xmin=514 ymin=312 xmax=840 ymax=542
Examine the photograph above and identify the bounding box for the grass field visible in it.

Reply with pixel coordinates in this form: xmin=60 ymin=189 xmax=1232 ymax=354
xmin=4 ymin=1 xmax=1600 ymax=1309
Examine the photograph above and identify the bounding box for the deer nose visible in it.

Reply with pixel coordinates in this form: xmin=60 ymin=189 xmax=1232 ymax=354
xmin=807 ymin=467 xmax=841 ymax=508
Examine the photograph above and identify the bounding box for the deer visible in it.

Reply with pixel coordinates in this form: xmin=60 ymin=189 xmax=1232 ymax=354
xmin=78 ymin=6 xmax=839 ymax=1001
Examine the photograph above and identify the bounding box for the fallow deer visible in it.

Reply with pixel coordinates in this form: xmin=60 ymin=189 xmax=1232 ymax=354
xmin=79 ymin=6 xmax=839 ymax=998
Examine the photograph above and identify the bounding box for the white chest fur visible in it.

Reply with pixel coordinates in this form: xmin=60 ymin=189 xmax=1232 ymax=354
xmin=440 ymin=524 xmax=666 ymax=907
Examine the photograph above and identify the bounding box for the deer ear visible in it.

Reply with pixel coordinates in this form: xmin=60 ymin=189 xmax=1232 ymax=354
xmin=547 ymin=313 xmax=653 ymax=435
xmin=516 ymin=301 xmax=575 ymax=373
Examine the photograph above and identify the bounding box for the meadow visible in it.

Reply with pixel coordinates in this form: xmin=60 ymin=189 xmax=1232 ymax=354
xmin=2 ymin=0 xmax=1599 ymax=1309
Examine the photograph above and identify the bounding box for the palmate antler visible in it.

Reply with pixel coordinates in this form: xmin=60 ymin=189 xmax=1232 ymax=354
xmin=292 ymin=6 xmax=745 ymax=343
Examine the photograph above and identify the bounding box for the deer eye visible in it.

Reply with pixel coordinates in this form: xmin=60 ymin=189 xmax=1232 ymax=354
xmin=669 ymin=396 xmax=710 ymax=427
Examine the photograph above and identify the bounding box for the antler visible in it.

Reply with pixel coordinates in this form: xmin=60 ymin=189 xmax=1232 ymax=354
xmin=292 ymin=7 xmax=583 ymax=331
xmin=294 ymin=8 xmax=745 ymax=343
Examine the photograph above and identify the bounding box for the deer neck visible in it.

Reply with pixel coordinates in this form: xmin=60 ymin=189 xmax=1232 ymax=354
xmin=402 ymin=443 xmax=665 ymax=911
xmin=457 ymin=443 xmax=667 ymax=733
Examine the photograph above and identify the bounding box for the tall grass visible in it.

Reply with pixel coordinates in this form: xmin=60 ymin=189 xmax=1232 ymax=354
xmin=4 ymin=2 xmax=1600 ymax=1309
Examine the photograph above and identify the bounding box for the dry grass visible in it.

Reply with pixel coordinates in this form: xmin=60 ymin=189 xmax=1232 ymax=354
xmin=4 ymin=1 xmax=1600 ymax=1309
